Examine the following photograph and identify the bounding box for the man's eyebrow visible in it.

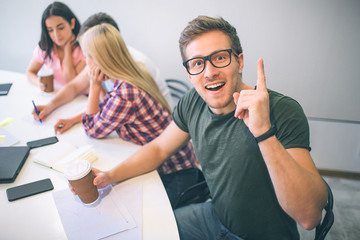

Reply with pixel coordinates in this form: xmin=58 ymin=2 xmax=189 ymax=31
xmin=188 ymin=49 xmax=225 ymax=59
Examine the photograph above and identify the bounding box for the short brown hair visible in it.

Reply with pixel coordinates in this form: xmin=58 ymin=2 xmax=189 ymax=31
xmin=179 ymin=16 xmax=242 ymax=61
xmin=79 ymin=12 xmax=120 ymax=37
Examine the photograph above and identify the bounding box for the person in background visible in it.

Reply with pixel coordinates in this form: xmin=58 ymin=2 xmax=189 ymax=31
xmin=26 ymin=1 xmax=86 ymax=91
xmin=90 ymin=16 xmax=328 ymax=239
xmin=31 ymin=12 xmax=173 ymax=133
xmin=77 ymin=23 xmax=198 ymax=208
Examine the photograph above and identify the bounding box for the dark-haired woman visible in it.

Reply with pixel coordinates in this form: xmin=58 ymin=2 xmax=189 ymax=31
xmin=26 ymin=1 xmax=86 ymax=91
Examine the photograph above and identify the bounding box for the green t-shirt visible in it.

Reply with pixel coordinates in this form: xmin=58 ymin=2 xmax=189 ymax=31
xmin=173 ymin=88 xmax=310 ymax=240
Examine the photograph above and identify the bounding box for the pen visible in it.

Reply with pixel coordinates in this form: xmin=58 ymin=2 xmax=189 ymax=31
xmin=32 ymin=100 xmax=42 ymax=123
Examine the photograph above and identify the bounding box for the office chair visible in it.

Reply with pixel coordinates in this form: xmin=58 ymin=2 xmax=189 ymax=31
xmin=173 ymin=169 xmax=211 ymax=209
xmin=314 ymin=179 xmax=334 ymax=240
xmin=175 ymin=176 xmax=334 ymax=239
xmin=165 ymin=79 xmax=191 ymax=104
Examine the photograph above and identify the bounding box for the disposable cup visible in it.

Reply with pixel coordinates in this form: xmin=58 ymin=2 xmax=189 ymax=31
xmin=64 ymin=160 xmax=99 ymax=204
xmin=38 ymin=68 xmax=54 ymax=92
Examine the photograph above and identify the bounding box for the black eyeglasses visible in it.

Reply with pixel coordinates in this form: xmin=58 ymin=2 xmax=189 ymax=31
xmin=183 ymin=49 xmax=238 ymax=75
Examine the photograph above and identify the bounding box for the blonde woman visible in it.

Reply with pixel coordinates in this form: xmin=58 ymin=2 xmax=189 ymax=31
xmin=80 ymin=23 xmax=199 ymax=208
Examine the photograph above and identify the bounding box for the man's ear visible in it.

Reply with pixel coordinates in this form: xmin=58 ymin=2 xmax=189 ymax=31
xmin=237 ymin=53 xmax=244 ymax=74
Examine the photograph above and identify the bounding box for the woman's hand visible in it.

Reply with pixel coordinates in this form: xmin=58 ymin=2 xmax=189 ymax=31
xmin=64 ymin=34 xmax=76 ymax=53
xmin=32 ymin=104 xmax=53 ymax=122
xmin=38 ymin=78 xmax=47 ymax=91
xmin=89 ymin=66 xmax=109 ymax=85
xmin=54 ymin=114 xmax=82 ymax=135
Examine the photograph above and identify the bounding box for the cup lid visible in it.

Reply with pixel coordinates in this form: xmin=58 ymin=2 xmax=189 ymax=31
xmin=38 ymin=68 xmax=54 ymax=77
xmin=64 ymin=160 xmax=92 ymax=181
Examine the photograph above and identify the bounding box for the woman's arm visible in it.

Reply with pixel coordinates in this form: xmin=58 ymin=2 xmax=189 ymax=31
xmin=26 ymin=56 xmax=43 ymax=88
xmin=63 ymin=36 xmax=86 ymax=83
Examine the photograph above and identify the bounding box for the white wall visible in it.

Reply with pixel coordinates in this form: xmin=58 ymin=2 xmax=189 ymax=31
xmin=309 ymin=119 xmax=360 ymax=173
xmin=1 ymin=0 xmax=359 ymax=172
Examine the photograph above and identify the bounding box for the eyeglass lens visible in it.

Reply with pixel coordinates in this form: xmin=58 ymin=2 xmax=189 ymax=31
xmin=186 ymin=50 xmax=232 ymax=75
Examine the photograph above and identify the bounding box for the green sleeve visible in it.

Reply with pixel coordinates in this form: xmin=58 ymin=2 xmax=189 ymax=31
xmin=270 ymin=92 xmax=311 ymax=151
xmin=172 ymin=89 xmax=198 ymax=133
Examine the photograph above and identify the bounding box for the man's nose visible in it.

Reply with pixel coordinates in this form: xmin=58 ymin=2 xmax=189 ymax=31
xmin=203 ymin=59 xmax=218 ymax=78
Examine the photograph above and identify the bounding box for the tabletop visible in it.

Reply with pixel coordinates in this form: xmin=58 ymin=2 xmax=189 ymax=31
xmin=0 ymin=70 xmax=179 ymax=240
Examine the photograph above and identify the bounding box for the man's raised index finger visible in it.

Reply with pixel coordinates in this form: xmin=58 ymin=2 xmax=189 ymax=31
xmin=256 ymin=58 xmax=267 ymax=91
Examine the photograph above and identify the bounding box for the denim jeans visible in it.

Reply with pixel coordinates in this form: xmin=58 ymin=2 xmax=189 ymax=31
xmin=174 ymin=201 xmax=244 ymax=240
xmin=159 ymin=168 xmax=199 ymax=209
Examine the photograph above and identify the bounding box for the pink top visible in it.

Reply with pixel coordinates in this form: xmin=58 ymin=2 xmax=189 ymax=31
xmin=33 ymin=45 xmax=85 ymax=87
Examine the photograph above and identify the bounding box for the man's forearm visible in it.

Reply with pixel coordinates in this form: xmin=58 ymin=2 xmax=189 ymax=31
xmin=259 ymin=136 xmax=327 ymax=229
xmin=108 ymin=141 xmax=169 ymax=184
xmin=48 ymin=68 xmax=89 ymax=112
xmin=48 ymin=83 xmax=79 ymax=111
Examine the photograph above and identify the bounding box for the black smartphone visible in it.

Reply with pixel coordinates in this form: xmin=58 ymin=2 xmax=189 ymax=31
xmin=26 ymin=136 xmax=58 ymax=149
xmin=6 ymin=178 xmax=54 ymax=201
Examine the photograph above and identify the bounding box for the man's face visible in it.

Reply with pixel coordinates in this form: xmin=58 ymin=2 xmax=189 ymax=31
xmin=185 ymin=30 xmax=244 ymax=115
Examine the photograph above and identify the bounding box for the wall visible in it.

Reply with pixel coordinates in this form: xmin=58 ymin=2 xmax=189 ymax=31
xmin=309 ymin=119 xmax=360 ymax=173
xmin=0 ymin=0 xmax=359 ymax=172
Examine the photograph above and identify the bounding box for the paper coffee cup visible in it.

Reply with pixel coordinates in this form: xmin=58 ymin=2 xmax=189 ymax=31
xmin=64 ymin=160 xmax=99 ymax=204
xmin=38 ymin=68 xmax=54 ymax=92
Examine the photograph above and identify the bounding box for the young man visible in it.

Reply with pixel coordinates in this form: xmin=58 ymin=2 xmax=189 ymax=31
xmin=92 ymin=16 xmax=327 ymax=239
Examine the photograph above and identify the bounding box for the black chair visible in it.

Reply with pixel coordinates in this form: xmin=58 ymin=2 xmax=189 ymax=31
xmin=175 ymin=176 xmax=334 ymax=239
xmin=314 ymin=179 xmax=334 ymax=240
xmin=173 ymin=169 xmax=211 ymax=209
xmin=165 ymin=79 xmax=191 ymax=104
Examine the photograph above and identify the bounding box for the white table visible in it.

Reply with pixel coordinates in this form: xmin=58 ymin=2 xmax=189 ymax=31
xmin=0 ymin=70 xmax=179 ymax=240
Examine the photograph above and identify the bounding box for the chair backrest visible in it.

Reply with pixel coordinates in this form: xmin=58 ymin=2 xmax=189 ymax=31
xmin=165 ymin=79 xmax=191 ymax=105
xmin=173 ymin=169 xmax=211 ymax=209
xmin=315 ymin=179 xmax=334 ymax=240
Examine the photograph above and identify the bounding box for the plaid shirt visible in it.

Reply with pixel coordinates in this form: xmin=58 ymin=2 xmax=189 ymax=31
xmin=82 ymin=80 xmax=197 ymax=175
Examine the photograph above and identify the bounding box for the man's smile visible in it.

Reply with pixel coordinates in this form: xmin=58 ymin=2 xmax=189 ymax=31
xmin=205 ymin=82 xmax=225 ymax=91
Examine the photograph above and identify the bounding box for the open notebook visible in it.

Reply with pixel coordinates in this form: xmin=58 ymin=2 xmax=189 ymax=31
xmin=33 ymin=141 xmax=97 ymax=173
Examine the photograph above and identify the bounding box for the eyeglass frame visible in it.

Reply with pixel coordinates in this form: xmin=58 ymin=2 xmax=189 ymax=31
xmin=182 ymin=49 xmax=239 ymax=75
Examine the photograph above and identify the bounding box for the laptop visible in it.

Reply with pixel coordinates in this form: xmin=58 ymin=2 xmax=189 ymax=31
xmin=0 ymin=146 xmax=30 ymax=183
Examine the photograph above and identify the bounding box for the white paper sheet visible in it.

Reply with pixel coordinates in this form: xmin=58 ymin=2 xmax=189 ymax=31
xmin=105 ymin=184 xmax=142 ymax=240
xmin=0 ymin=128 xmax=19 ymax=146
xmin=53 ymin=184 xmax=141 ymax=240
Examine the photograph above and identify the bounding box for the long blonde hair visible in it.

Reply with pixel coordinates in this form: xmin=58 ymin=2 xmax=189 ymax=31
xmin=80 ymin=23 xmax=171 ymax=112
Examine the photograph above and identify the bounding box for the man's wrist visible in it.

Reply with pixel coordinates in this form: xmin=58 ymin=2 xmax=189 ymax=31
xmin=254 ymin=125 xmax=277 ymax=143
